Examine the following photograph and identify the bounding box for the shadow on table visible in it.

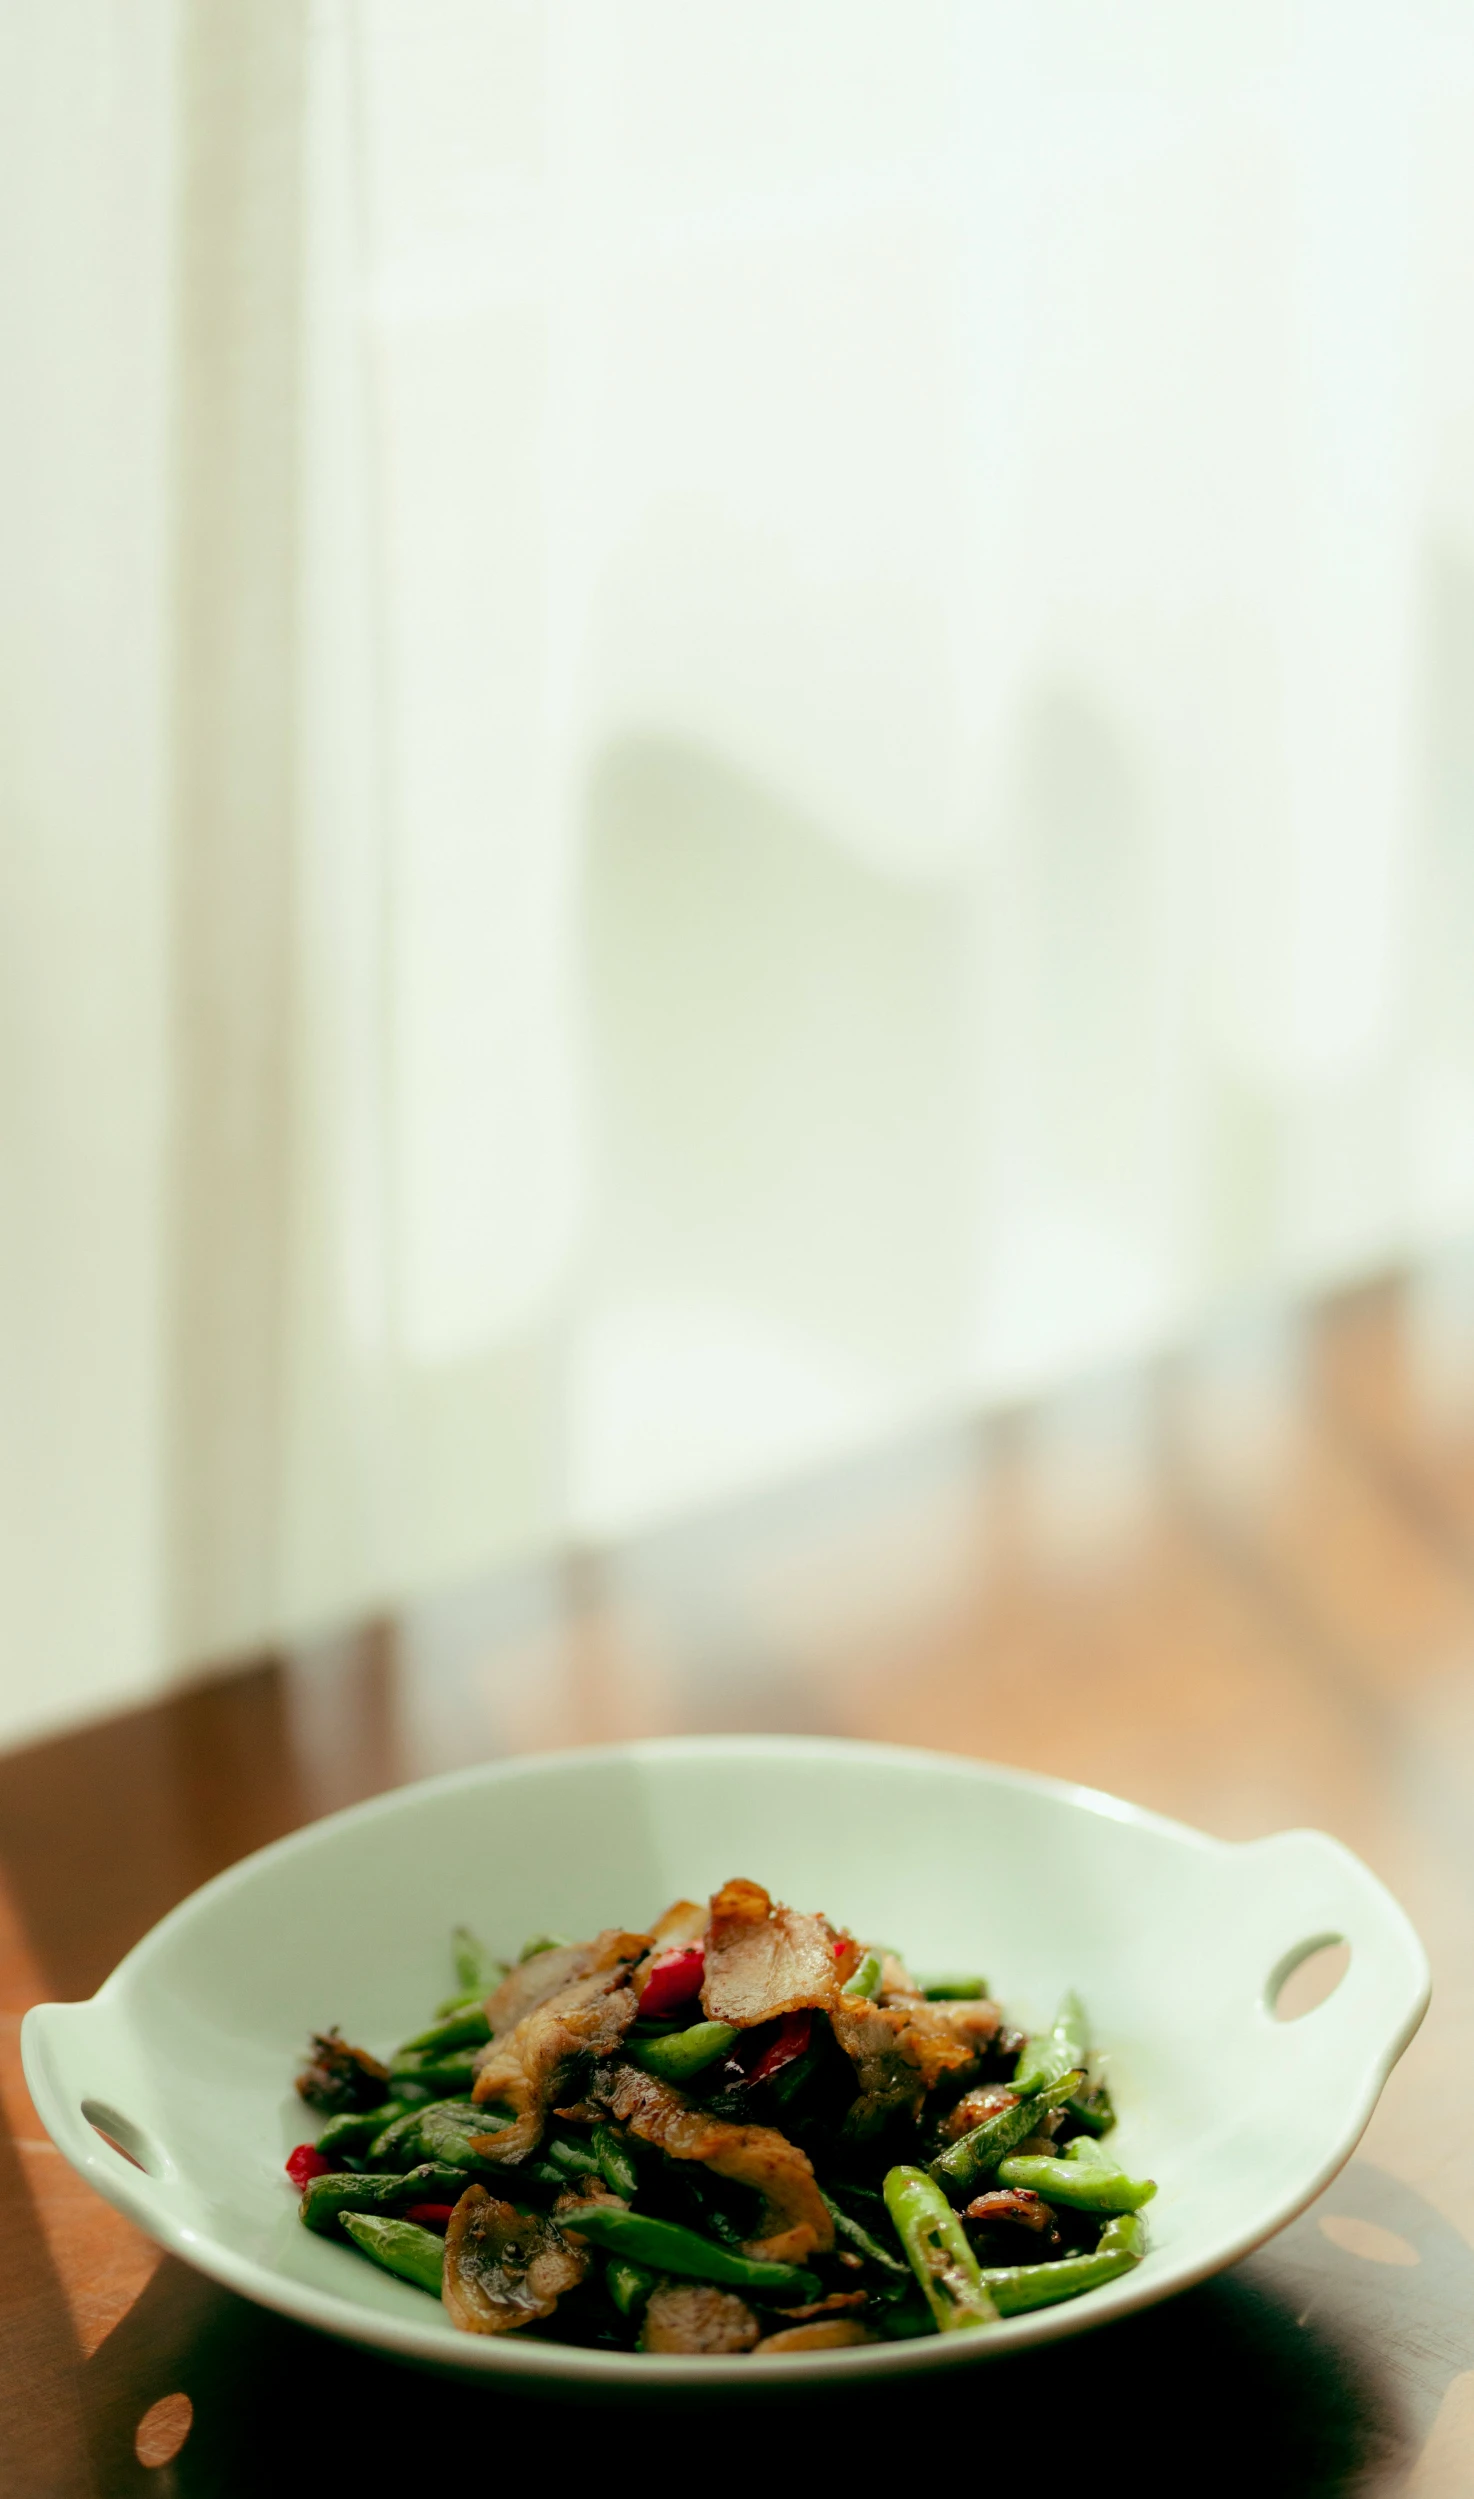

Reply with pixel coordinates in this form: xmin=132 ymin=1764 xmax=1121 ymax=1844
xmin=85 ymin=2162 xmax=1474 ymax=2499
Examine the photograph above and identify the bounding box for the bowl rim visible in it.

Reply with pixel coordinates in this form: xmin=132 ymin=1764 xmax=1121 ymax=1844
xmin=22 ymin=1734 xmax=1432 ymax=2389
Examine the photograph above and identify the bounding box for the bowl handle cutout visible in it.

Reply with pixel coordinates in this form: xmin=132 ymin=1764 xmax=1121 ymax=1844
xmin=82 ymin=2099 xmax=165 ymax=2177
xmin=1238 ymin=1827 xmax=1430 ymax=2078
xmin=1267 ymin=1935 xmax=1350 ymax=2021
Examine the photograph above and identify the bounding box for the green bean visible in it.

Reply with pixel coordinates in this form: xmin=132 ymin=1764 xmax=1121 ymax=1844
xmin=416 ymin=2100 xmax=510 ymax=2174
xmin=545 ymin=2130 xmax=603 ymax=2181
xmin=340 ymin=2212 xmax=446 ymax=2297
xmin=454 ymin=1925 xmax=507 ymax=1994
xmin=843 ymin=1950 xmax=884 ymax=2000
xmin=929 ymin=2067 xmax=1085 ymax=2201
xmin=976 ymin=2211 xmax=1146 ymax=2313
xmin=387 ymin=2047 xmax=481 ymax=2096
xmin=368 ymin=2104 xmax=430 ymax=2167
xmin=593 ymin=2123 xmax=640 ymax=2201
xmin=819 ymin=2188 xmax=908 ymax=2275
xmin=551 ymin=2202 xmax=821 ymax=2303
xmin=882 ymin=2166 xmax=999 ymax=2333
xmin=317 ymin=2098 xmax=417 ymax=2160
xmin=518 ymin=1932 xmax=572 ymax=1963
xmin=1013 ymin=1990 xmax=1089 ymax=2096
xmin=996 ymin=2137 xmax=1156 ymax=2213
xmin=605 ymin=2257 xmax=656 ymax=2318
xmin=415 ymin=2099 xmax=563 ymax=2189
xmin=300 ymin=2162 xmax=468 ymax=2234
xmin=880 ymin=2294 xmax=941 ymax=2339
xmin=630 ymin=2019 xmax=740 ymax=2083
xmin=1064 ymin=2133 xmax=1120 ymax=2171
xmin=917 ymin=1975 xmax=988 ymax=2001
xmin=396 ymin=2005 xmax=492 ymax=2056
xmin=1065 ymin=2078 xmax=1116 ymax=2138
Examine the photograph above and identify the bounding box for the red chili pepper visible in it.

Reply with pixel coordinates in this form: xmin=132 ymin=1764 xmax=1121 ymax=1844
xmin=402 ymin=2202 xmax=456 ymax=2230
xmin=745 ymin=2008 xmax=812 ymax=2085
xmin=285 ymin=2143 xmax=334 ymax=2188
xmin=638 ymin=1943 xmax=705 ymax=2019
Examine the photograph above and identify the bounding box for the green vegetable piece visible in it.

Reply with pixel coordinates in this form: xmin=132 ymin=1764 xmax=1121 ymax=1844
xmin=918 ymin=1975 xmax=988 ymax=2001
xmin=416 ymin=2100 xmax=510 ymax=2174
xmin=880 ymin=2293 xmax=941 ymax=2339
xmin=453 ymin=1924 xmax=507 ymax=1994
xmin=1013 ymin=1990 xmax=1089 ymax=2096
xmin=545 ymin=2130 xmax=603 ymax=2180
xmin=929 ymin=2067 xmax=1085 ymax=2201
xmin=368 ymin=2104 xmax=429 ymax=2167
xmin=977 ymin=2210 xmax=1146 ymax=2314
xmin=593 ymin=2123 xmax=640 ymax=2202
xmin=1065 ymin=2078 xmax=1116 ymax=2138
xmin=819 ymin=2188 xmax=908 ymax=2276
xmin=1063 ymin=2133 xmax=1120 ymax=2171
xmin=317 ymin=2098 xmax=417 ymax=2159
xmin=397 ymin=2005 xmax=491 ymax=2056
xmin=995 ymin=2140 xmax=1156 ymax=2213
xmin=387 ymin=2047 xmax=481 ymax=2096
xmin=630 ymin=2019 xmax=740 ymax=2083
xmin=883 ymin=2166 xmax=999 ymax=2334
xmin=843 ymin=1950 xmax=884 ymax=2000
xmin=606 ymin=2257 xmax=656 ymax=2318
xmin=340 ymin=2211 xmax=446 ymax=2298
xmin=300 ymin=2162 xmax=468 ymax=2235
xmin=518 ymin=1932 xmax=572 ymax=1963
xmin=552 ymin=2201 xmax=820 ymax=2303
xmin=435 ymin=1988 xmax=488 ymax=2019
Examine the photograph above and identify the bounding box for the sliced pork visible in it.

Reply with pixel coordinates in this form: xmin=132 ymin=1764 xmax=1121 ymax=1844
xmin=482 ymin=1930 xmax=646 ymax=2038
xmin=700 ymin=1878 xmax=843 ymax=2027
xmin=590 ymin=2060 xmax=834 ymax=2265
xmin=830 ymin=1991 xmax=1003 ymax=2137
xmin=471 ymin=1928 xmax=649 ymax=2161
xmin=640 ymin=2282 xmax=760 ymax=2354
xmin=441 ymin=2186 xmax=588 ymax=2334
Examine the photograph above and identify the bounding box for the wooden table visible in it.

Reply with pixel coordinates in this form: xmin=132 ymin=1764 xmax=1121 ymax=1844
xmin=3 ymin=1274 xmax=1472 ymax=2494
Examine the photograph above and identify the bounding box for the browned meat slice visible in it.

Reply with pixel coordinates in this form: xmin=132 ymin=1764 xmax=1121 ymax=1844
xmin=295 ymin=2028 xmax=390 ymax=2115
xmin=471 ymin=1928 xmax=648 ymax=2161
xmin=442 ymin=2186 xmax=588 ymax=2334
xmin=877 ymin=1952 xmax=922 ymax=2003
xmin=591 ymin=2061 xmax=834 ymax=2265
xmin=763 ymin=2288 xmax=869 ymax=2322
xmin=753 ymin=2319 xmax=874 ymax=2354
xmin=640 ymin=2282 xmax=760 ymax=2354
xmin=830 ymin=1992 xmax=1003 ymax=2137
xmin=551 ymin=2181 xmax=627 ymax=2223
xmin=700 ymin=1878 xmax=841 ymax=2028
xmin=900 ymin=1998 xmax=1003 ymax=2089
xmin=940 ymin=2082 xmax=1017 ymax=2142
xmin=963 ymin=2188 xmax=1057 ymax=2234
xmin=827 ymin=1996 xmax=920 ymax=2133
xmin=482 ymin=1926 xmax=650 ymax=2038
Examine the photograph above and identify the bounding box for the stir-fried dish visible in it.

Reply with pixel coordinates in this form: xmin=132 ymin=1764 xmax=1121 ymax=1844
xmin=285 ymin=1880 xmax=1155 ymax=2355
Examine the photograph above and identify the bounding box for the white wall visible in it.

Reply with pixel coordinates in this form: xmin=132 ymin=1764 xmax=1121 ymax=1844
xmin=6 ymin=0 xmax=1474 ymax=1744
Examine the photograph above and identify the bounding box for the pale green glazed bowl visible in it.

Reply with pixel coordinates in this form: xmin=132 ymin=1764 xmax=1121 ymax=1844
xmin=22 ymin=1737 xmax=1430 ymax=2388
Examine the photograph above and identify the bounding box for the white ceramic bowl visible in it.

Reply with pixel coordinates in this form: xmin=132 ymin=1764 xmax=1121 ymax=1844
xmin=22 ymin=1737 xmax=1429 ymax=2388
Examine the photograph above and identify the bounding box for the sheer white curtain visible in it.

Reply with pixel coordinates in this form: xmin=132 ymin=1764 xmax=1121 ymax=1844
xmin=7 ymin=0 xmax=1474 ymax=1746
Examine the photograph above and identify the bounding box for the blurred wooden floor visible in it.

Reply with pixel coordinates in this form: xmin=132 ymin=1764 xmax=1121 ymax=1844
xmin=3 ymin=1271 xmax=1474 ymax=2492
